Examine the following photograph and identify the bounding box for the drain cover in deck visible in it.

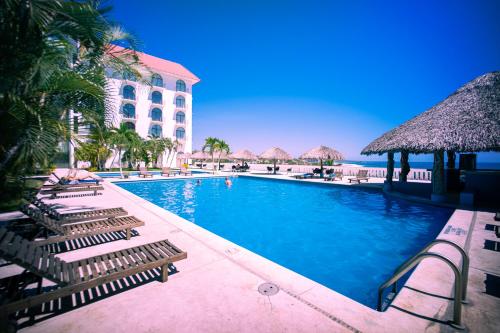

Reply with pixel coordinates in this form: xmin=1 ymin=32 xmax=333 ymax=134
xmin=258 ymin=282 xmax=279 ymax=296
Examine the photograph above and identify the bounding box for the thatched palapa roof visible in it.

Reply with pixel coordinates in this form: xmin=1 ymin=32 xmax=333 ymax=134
xmin=260 ymin=147 xmax=292 ymax=160
xmin=362 ymin=71 xmax=500 ymax=155
xmin=230 ymin=149 xmax=257 ymax=160
xmin=300 ymin=145 xmax=344 ymax=160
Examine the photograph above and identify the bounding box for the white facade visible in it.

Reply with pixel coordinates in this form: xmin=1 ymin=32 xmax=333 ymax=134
xmin=101 ymin=52 xmax=199 ymax=168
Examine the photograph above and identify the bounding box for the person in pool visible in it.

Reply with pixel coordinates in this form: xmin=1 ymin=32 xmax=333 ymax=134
xmin=196 ymin=179 xmax=202 ymax=185
xmin=225 ymin=177 xmax=232 ymax=187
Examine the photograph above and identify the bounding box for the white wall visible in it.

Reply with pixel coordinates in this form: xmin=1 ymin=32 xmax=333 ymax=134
xmin=104 ymin=71 xmax=196 ymax=168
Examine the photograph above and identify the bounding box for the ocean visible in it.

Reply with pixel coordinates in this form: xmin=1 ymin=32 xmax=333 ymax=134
xmin=342 ymin=160 xmax=500 ymax=170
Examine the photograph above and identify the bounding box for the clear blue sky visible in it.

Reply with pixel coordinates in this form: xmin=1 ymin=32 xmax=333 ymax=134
xmin=108 ymin=0 xmax=500 ymax=162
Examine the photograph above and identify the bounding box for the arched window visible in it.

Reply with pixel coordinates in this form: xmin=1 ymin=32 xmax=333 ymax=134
xmin=151 ymin=108 xmax=162 ymax=121
xmin=123 ymin=71 xmax=137 ymax=82
xmin=175 ymin=127 xmax=185 ymax=139
xmin=123 ymin=85 xmax=135 ymax=100
xmin=176 ymin=80 xmax=186 ymax=92
xmin=150 ymin=125 xmax=162 ymax=137
xmin=175 ymin=111 xmax=185 ymax=123
xmin=152 ymin=91 xmax=162 ymax=104
xmin=122 ymin=104 xmax=135 ymax=118
xmin=123 ymin=122 xmax=135 ymax=130
xmin=152 ymin=73 xmax=163 ymax=87
xmin=175 ymin=96 xmax=185 ymax=108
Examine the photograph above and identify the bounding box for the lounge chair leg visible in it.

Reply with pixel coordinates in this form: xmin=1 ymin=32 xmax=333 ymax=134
xmin=161 ymin=264 xmax=169 ymax=282
xmin=126 ymin=228 xmax=131 ymax=240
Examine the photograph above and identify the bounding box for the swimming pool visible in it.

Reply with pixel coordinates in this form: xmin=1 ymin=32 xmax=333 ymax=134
xmin=116 ymin=176 xmax=453 ymax=308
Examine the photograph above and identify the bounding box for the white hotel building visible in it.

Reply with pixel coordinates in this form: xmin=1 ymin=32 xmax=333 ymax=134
xmin=93 ymin=49 xmax=200 ymax=168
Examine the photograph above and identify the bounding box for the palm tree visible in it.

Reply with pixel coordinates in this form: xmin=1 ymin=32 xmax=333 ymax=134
xmin=109 ymin=124 xmax=138 ymax=178
xmin=214 ymin=139 xmax=230 ymax=170
xmin=202 ymin=137 xmax=218 ymax=172
xmin=0 ymin=0 xmax=143 ymax=192
xmin=144 ymin=136 xmax=168 ymax=168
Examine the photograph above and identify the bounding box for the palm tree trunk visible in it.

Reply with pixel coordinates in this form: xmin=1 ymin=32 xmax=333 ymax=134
xmin=212 ymin=153 xmax=215 ymax=174
xmin=118 ymin=147 xmax=123 ymax=178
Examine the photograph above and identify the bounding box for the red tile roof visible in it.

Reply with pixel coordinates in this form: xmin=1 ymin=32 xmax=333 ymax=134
xmin=110 ymin=45 xmax=200 ymax=84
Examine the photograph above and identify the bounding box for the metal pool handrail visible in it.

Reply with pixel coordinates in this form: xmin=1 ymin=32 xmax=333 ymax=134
xmin=377 ymin=252 xmax=465 ymax=330
xmin=390 ymin=239 xmax=469 ymax=303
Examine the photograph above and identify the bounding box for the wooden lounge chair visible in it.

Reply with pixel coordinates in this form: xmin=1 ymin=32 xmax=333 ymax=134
xmin=348 ymin=170 xmax=369 ymax=184
xmin=161 ymin=167 xmax=177 ymax=177
xmin=0 ymin=228 xmax=187 ymax=322
xmin=138 ymin=167 xmax=153 ymax=178
xmin=39 ymin=185 xmax=103 ymax=199
xmin=179 ymin=166 xmax=192 ymax=176
xmin=29 ymin=198 xmax=128 ymax=223
xmin=293 ymin=173 xmax=314 ymax=179
xmin=46 ymin=172 xmax=100 ymax=186
xmin=20 ymin=206 xmax=144 ymax=246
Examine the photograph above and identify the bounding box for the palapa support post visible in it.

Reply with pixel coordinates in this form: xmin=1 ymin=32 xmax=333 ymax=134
xmin=432 ymin=150 xmax=446 ymax=201
xmin=126 ymin=228 xmax=131 ymax=240
xmin=384 ymin=152 xmax=394 ymax=191
xmin=399 ymin=150 xmax=410 ymax=182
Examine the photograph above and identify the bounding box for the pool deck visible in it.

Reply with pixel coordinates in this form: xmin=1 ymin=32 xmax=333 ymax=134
xmin=1 ymin=171 xmax=499 ymax=332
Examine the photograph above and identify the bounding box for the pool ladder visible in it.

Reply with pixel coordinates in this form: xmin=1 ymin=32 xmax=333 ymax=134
xmin=377 ymin=239 xmax=469 ymax=330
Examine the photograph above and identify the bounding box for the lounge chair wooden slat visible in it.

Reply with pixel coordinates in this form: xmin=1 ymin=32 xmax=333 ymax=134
xmin=0 ymin=228 xmax=7 ymax=242
xmin=144 ymin=244 xmax=161 ymax=261
xmin=88 ymin=257 xmax=99 ymax=279
xmin=40 ymin=250 xmax=49 ymax=272
xmin=62 ymin=261 xmax=70 ymax=283
xmin=15 ymin=239 xmax=30 ymax=261
xmin=127 ymin=248 xmax=143 ymax=266
xmin=100 ymin=254 xmax=113 ymax=274
xmin=55 ymin=257 xmax=62 ymax=281
xmin=47 ymin=254 xmax=56 ymax=277
xmin=80 ymin=259 xmax=90 ymax=281
xmin=0 ymin=232 xmax=15 ymax=250
xmin=32 ymin=247 xmax=43 ymax=269
xmin=7 ymin=236 xmax=24 ymax=257
xmin=94 ymin=256 xmax=106 ymax=276
xmin=139 ymin=246 xmax=156 ymax=263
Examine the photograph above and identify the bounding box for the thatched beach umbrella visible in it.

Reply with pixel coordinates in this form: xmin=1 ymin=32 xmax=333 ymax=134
xmin=361 ymin=71 xmax=500 ymax=197
xmin=230 ymin=149 xmax=257 ymax=160
xmin=260 ymin=147 xmax=292 ymax=174
xmin=300 ymin=146 xmax=344 ymax=177
xmin=191 ymin=151 xmax=210 ymax=159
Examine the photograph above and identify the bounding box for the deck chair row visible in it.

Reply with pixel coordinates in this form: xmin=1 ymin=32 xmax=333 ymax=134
xmin=0 ymin=228 xmax=187 ymax=318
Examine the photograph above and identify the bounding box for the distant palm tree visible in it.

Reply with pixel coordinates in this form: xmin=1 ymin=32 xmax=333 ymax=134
xmin=202 ymin=137 xmax=219 ymax=172
xmin=109 ymin=124 xmax=138 ymax=178
xmin=214 ymin=139 xmax=230 ymax=170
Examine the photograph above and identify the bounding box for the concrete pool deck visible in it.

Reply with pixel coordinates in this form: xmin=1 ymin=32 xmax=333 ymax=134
xmin=1 ymin=172 xmax=499 ymax=332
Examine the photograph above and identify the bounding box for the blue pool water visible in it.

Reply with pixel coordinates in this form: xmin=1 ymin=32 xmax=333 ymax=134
xmin=116 ymin=177 xmax=453 ymax=308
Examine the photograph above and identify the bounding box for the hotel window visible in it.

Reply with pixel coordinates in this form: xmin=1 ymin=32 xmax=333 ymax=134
xmin=175 ymin=96 xmax=185 ymax=108
xmin=175 ymin=111 xmax=185 ymax=123
xmin=176 ymin=127 xmax=185 ymax=139
xmin=123 ymin=122 xmax=135 ymax=130
xmin=151 ymin=108 xmax=162 ymax=121
xmin=122 ymin=103 xmax=135 ymax=118
xmin=123 ymin=71 xmax=137 ymax=82
xmin=152 ymin=91 xmax=162 ymax=104
xmin=123 ymin=85 xmax=135 ymax=100
xmin=150 ymin=125 xmax=162 ymax=138
xmin=152 ymin=73 xmax=163 ymax=87
xmin=176 ymin=80 xmax=186 ymax=92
